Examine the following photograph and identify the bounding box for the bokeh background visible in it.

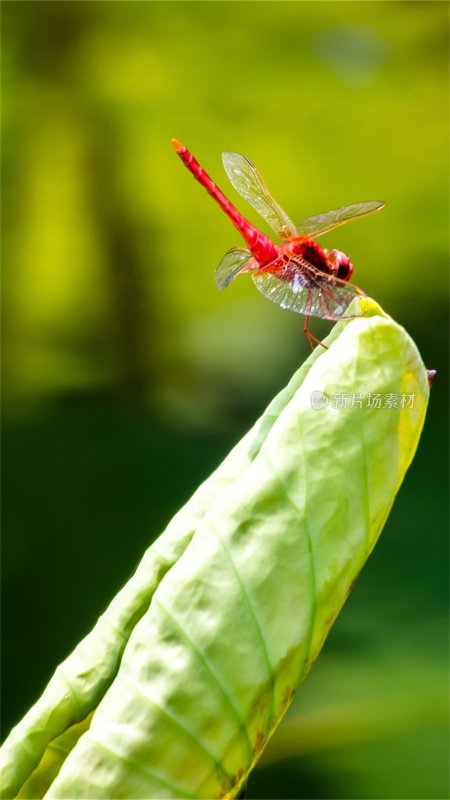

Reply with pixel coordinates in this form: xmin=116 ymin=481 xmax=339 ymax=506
xmin=2 ymin=2 xmax=448 ymax=798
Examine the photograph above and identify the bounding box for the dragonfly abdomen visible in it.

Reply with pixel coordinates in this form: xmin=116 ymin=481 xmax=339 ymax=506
xmin=173 ymin=140 xmax=277 ymax=265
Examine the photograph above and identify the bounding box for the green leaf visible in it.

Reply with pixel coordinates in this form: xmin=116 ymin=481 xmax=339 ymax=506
xmin=1 ymin=299 xmax=430 ymax=799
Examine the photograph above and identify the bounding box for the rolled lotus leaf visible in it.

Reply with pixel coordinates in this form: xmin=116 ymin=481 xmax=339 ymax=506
xmin=1 ymin=299 xmax=430 ymax=800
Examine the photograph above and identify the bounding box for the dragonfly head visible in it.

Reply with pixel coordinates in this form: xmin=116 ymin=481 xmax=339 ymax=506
xmin=328 ymin=249 xmax=354 ymax=282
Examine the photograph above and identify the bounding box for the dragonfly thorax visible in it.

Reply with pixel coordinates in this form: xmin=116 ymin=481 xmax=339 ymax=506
xmin=284 ymin=238 xmax=331 ymax=274
xmin=278 ymin=238 xmax=354 ymax=283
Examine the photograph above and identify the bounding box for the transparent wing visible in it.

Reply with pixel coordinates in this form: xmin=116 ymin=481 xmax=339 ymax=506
xmin=214 ymin=247 xmax=253 ymax=290
xmin=296 ymin=201 xmax=385 ymax=238
xmin=222 ymin=152 xmax=296 ymax=238
xmin=252 ymin=257 xmax=365 ymax=321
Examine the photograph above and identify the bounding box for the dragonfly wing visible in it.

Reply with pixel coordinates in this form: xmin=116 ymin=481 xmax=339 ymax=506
xmin=252 ymin=258 xmax=364 ymax=321
xmin=214 ymin=247 xmax=253 ymax=290
xmin=222 ymin=151 xmax=296 ymax=238
xmin=296 ymin=201 xmax=385 ymax=238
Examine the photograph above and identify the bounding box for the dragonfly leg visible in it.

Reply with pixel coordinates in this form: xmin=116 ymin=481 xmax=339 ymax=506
xmin=303 ymin=316 xmax=328 ymax=351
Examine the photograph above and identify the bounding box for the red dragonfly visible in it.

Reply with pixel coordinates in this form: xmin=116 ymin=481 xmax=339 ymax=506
xmin=172 ymin=139 xmax=385 ymax=348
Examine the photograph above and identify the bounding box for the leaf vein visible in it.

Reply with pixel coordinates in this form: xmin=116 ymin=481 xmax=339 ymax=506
xmin=207 ymin=519 xmax=277 ymax=730
xmin=152 ymin=597 xmax=253 ymax=759
xmin=85 ymin=734 xmax=196 ymax=798
xmin=117 ymin=669 xmax=233 ymax=786
xmin=262 ymin=445 xmax=317 ymax=684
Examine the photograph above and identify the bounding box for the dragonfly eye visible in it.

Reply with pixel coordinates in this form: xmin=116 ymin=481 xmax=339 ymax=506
xmin=330 ymin=249 xmax=353 ymax=282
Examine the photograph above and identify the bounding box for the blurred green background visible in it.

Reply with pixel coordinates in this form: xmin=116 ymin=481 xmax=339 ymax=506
xmin=2 ymin=2 xmax=448 ymax=798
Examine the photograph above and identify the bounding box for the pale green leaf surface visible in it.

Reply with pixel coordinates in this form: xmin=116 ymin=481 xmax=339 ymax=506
xmin=1 ymin=299 xmax=430 ymax=800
